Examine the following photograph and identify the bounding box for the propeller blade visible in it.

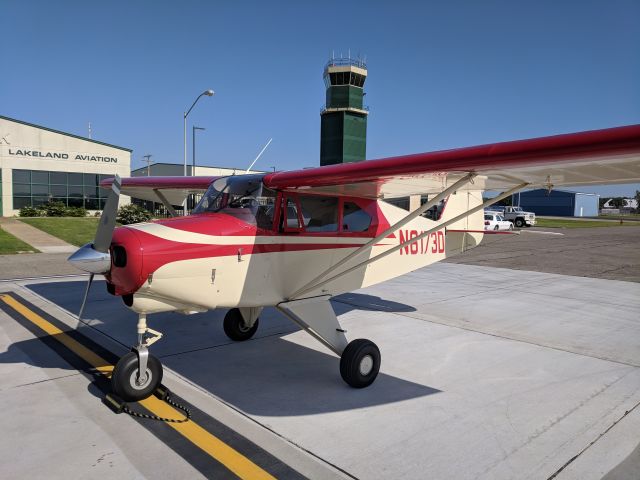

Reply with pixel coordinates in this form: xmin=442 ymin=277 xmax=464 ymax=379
xmin=94 ymin=174 xmax=122 ymax=253
xmin=78 ymin=273 xmax=94 ymax=321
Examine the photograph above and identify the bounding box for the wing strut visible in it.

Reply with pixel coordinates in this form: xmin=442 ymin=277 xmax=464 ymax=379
xmin=289 ymin=172 xmax=477 ymax=299
xmin=291 ymin=182 xmax=528 ymax=300
xmin=153 ymin=189 xmax=178 ymax=217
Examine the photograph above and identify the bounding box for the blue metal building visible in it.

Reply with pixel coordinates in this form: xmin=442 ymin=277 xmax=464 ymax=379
xmin=511 ymin=189 xmax=599 ymax=217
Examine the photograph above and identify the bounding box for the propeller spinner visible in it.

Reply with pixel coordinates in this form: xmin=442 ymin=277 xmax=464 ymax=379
xmin=67 ymin=174 xmax=122 ymax=319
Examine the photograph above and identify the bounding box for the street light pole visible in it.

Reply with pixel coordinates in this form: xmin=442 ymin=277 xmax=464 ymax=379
xmin=143 ymin=154 xmax=152 ymax=176
xmin=192 ymin=126 xmax=205 ymax=176
xmin=183 ymin=89 xmax=214 ymax=215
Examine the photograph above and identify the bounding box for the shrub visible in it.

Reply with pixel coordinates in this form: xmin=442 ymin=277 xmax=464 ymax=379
xmin=19 ymin=206 xmax=45 ymax=217
xmin=66 ymin=207 xmax=88 ymax=217
xmin=117 ymin=204 xmax=152 ymax=225
xmin=43 ymin=201 xmax=68 ymax=217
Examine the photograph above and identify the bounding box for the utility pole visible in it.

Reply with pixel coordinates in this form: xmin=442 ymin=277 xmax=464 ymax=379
xmin=192 ymin=126 xmax=205 ymax=176
xmin=143 ymin=154 xmax=152 ymax=176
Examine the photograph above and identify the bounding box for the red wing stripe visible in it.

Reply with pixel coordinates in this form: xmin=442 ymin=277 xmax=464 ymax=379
xmin=263 ymin=124 xmax=640 ymax=189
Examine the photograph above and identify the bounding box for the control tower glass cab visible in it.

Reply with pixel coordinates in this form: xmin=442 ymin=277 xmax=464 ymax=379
xmin=320 ymin=58 xmax=368 ymax=166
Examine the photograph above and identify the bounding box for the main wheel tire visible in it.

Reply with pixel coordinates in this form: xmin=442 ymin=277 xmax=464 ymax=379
xmin=111 ymin=351 xmax=163 ymax=402
xmin=223 ymin=308 xmax=259 ymax=341
xmin=340 ymin=339 xmax=381 ymax=388
xmin=515 ymin=218 xmax=525 ymax=228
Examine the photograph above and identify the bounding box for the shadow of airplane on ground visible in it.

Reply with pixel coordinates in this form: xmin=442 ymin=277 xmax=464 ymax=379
xmin=333 ymin=292 xmax=417 ymax=313
xmin=8 ymin=281 xmax=440 ymax=416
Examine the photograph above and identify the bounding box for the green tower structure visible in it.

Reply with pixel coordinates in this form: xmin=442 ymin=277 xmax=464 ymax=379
xmin=320 ymin=57 xmax=368 ymax=166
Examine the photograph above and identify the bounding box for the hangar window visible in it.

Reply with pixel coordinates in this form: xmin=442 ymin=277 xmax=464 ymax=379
xmin=13 ymin=183 xmax=30 ymax=196
xmin=50 ymin=185 xmax=67 ymax=197
xmin=32 ymin=185 xmax=49 ymax=195
xmin=50 ymin=172 xmax=67 ymax=184
xmin=13 ymin=170 xmax=30 ymax=183
xmin=299 ymin=195 xmax=338 ymax=232
xmin=342 ymin=202 xmax=371 ymax=232
xmin=68 ymin=185 xmax=83 ymax=197
xmin=32 ymin=171 xmax=49 ymax=184
xmin=13 ymin=197 xmax=31 ymax=209
xmin=11 ymin=168 xmax=113 ymax=210
xmin=68 ymin=173 xmax=83 ymax=185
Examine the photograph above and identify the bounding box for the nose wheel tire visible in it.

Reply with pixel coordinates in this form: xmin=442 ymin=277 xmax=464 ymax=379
xmin=112 ymin=351 xmax=163 ymax=402
xmin=340 ymin=339 xmax=381 ymax=388
xmin=223 ymin=308 xmax=259 ymax=341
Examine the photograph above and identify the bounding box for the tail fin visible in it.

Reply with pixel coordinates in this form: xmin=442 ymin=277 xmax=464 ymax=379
xmin=442 ymin=190 xmax=485 ymax=256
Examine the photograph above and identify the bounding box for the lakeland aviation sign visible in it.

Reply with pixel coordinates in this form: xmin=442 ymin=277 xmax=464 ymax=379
xmin=6 ymin=148 xmax=119 ymax=163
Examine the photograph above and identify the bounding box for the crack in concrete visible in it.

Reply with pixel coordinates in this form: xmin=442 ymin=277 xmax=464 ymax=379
xmin=1 ymin=372 xmax=82 ymax=391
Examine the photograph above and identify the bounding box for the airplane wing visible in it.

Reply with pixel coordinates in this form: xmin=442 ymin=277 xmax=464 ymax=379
xmin=101 ymin=176 xmax=217 ymax=205
xmin=263 ymin=124 xmax=640 ymax=198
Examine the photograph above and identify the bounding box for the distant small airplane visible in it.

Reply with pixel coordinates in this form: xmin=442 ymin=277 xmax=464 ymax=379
xmin=68 ymin=124 xmax=640 ymax=401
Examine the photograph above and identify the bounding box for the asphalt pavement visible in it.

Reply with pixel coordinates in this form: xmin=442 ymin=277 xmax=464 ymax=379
xmin=445 ymin=225 xmax=640 ymax=283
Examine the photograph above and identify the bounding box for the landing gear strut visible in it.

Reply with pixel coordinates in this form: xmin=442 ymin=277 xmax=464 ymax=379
xmin=112 ymin=314 xmax=164 ymax=402
xmin=277 ymin=296 xmax=382 ymax=388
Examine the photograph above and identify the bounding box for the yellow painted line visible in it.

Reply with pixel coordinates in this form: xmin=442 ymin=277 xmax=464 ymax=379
xmin=0 ymin=294 xmax=276 ymax=480
xmin=1 ymin=294 xmax=114 ymax=376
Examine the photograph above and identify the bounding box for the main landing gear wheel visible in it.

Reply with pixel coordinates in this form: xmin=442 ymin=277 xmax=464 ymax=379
xmin=112 ymin=351 xmax=163 ymax=402
xmin=223 ymin=308 xmax=259 ymax=341
xmin=340 ymin=339 xmax=381 ymax=388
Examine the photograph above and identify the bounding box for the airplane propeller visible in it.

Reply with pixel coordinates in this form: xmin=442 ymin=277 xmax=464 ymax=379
xmin=67 ymin=174 xmax=122 ymax=320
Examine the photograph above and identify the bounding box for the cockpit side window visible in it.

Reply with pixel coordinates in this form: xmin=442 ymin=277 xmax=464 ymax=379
xmin=298 ymin=195 xmax=338 ymax=232
xmin=255 ymin=190 xmax=276 ymax=229
xmin=342 ymin=201 xmax=372 ymax=232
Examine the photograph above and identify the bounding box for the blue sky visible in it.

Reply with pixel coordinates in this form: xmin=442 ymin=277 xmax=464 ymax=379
xmin=2 ymin=1 xmax=639 ymax=196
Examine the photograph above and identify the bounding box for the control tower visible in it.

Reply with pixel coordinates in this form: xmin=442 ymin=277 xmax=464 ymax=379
xmin=320 ymin=56 xmax=368 ymax=166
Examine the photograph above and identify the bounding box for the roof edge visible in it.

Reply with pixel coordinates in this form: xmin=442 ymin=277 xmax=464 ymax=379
xmin=0 ymin=115 xmax=133 ymax=152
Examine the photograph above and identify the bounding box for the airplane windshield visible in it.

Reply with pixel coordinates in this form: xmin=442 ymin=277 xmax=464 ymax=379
xmin=193 ymin=174 xmax=276 ymax=229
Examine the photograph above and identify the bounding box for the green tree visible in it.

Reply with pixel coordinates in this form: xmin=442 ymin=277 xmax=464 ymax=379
xmin=117 ymin=204 xmax=152 ymax=225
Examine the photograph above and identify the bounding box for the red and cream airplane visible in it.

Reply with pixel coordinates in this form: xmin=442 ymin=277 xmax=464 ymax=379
xmin=68 ymin=125 xmax=640 ymax=401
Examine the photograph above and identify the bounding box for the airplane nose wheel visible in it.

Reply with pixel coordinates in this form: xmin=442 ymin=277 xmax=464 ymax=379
xmin=112 ymin=351 xmax=163 ymax=402
xmin=340 ymin=339 xmax=381 ymax=388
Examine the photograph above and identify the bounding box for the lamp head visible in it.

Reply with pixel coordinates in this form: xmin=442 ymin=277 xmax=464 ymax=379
xmin=204 ymin=89 xmax=214 ymax=96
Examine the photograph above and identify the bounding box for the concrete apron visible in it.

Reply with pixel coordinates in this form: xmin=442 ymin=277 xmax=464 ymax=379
xmin=3 ymin=263 xmax=640 ymax=480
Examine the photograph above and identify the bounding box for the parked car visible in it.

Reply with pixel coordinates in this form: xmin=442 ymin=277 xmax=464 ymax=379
xmin=485 ymin=206 xmax=536 ymax=227
xmin=501 ymin=206 xmax=536 ymax=227
xmin=484 ymin=211 xmax=513 ymax=231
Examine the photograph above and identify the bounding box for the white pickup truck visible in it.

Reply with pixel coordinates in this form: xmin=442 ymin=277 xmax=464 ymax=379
xmin=501 ymin=206 xmax=536 ymax=227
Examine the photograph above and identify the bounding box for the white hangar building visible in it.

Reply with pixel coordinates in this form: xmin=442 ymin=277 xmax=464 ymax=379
xmin=0 ymin=115 xmax=131 ymax=216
